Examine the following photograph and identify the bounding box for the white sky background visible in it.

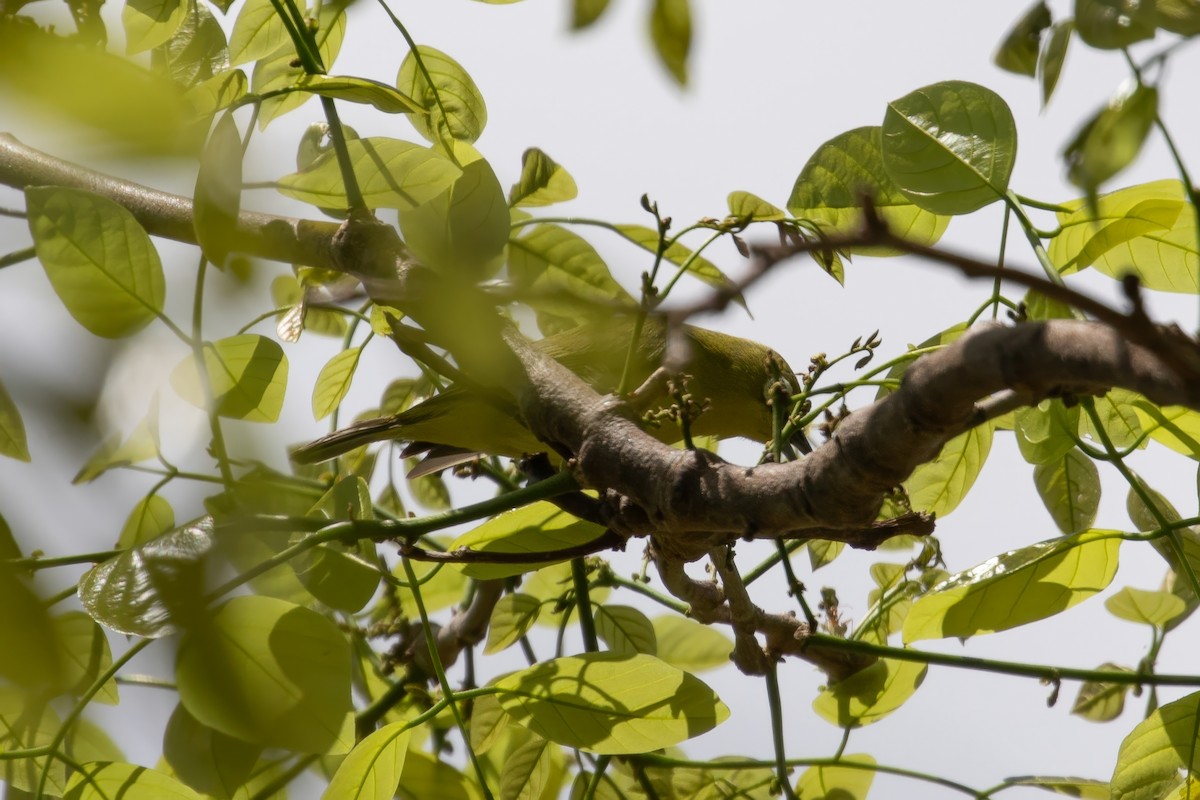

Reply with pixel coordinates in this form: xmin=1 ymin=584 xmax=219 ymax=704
xmin=3 ymin=0 xmax=1200 ymax=797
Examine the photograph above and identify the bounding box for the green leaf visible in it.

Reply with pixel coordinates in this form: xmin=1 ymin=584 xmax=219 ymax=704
xmin=727 ymin=191 xmax=785 ymax=222
xmin=251 ymin=1 xmax=348 ymax=128
xmin=277 ymin=137 xmax=462 ymax=211
xmin=163 ymin=702 xmax=262 ymax=799
xmin=903 ymin=528 xmax=1123 ymax=642
xmin=1081 ymin=389 xmax=1143 ymax=449
xmin=469 ymin=692 xmax=510 ymax=754
xmin=789 ymin=126 xmax=950 ymax=253
xmin=1075 ymin=0 xmax=1156 ymax=48
xmin=323 ymin=720 xmax=411 ymax=800
xmin=649 ymin=0 xmax=691 ymax=85
xmin=67 ymin=719 xmax=125 ymax=765
xmin=155 ymin=2 xmax=229 ymax=88
xmin=994 ymin=2 xmax=1052 ymax=76
xmin=1038 ymin=20 xmax=1073 ymax=107
xmin=398 ymin=144 xmax=510 ymax=278
xmin=1126 ymin=485 xmax=1200 ymax=631
xmin=408 ymin=468 xmax=451 ymax=510
xmin=1111 ymin=690 xmax=1200 ymax=800
xmin=228 ymin=0 xmax=289 ymax=66
xmin=1156 ymin=0 xmax=1200 ymax=34
xmin=808 ymin=539 xmax=845 ymax=571
xmin=881 ymin=81 xmax=1017 ymax=214
xmin=902 ymin=422 xmax=994 ymax=518
xmin=1106 ymin=586 xmax=1187 ymax=627
xmin=1065 ymin=84 xmax=1158 ymax=195
xmin=1073 ymin=663 xmax=1134 ymax=722
xmin=397 ymin=750 xmax=478 ymax=800
xmin=452 ymin=501 xmax=607 ymax=580
xmin=594 ymin=605 xmax=657 ymax=656
xmin=486 ymin=593 xmax=542 ymax=655
xmin=393 ymin=559 xmax=467 ymax=618
xmin=186 ymin=68 xmax=248 ymax=119
xmin=0 ymin=377 xmax=30 ymax=462
xmin=194 ymin=111 xmax=242 ymax=268
xmin=79 ymin=518 xmax=213 ymax=637
xmin=176 ymin=595 xmax=353 ymax=754
xmin=1049 ymin=180 xmax=1199 ymax=292
xmin=53 ymin=611 xmax=119 ymax=704
xmin=0 ymin=689 xmax=67 ymax=793
xmin=122 ymin=0 xmax=187 ymax=54
xmin=64 ymin=761 xmax=202 ymax=800
xmin=651 ymin=615 xmax=732 ymax=672
xmin=795 ymin=754 xmax=876 ymax=799
xmin=292 ymin=74 xmax=423 ymax=114
xmin=494 ymin=652 xmax=728 ymax=754
xmin=170 ymin=334 xmax=288 ymax=422
xmin=0 ymin=565 xmax=63 ymax=691
xmin=508 ymin=224 xmax=634 ymax=314
xmin=1006 ymin=776 xmax=1110 ymax=799
xmin=74 ymin=406 xmax=160 ymax=484
xmin=118 ymin=494 xmax=176 ymax=548
xmin=509 ymin=147 xmax=578 ymax=207
xmin=26 ymin=186 xmax=165 ymax=338
xmin=812 ymin=658 xmax=927 ymax=728
xmin=572 ymin=0 xmax=610 ymax=29
xmin=396 ymin=45 xmax=487 ymax=144
xmin=1127 ymin=396 xmax=1200 ymax=458
xmin=1015 ymin=400 xmax=1080 ymax=465
xmin=313 ymin=347 xmax=363 ymax=420
xmin=613 ymin=223 xmax=740 ymax=299
xmin=1034 ymin=448 xmax=1101 ymax=533
xmin=500 ymin=729 xmax=555 ymax=800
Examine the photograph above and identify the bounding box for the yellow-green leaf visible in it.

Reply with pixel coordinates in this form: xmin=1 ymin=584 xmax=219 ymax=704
xmin=1111 ymin=690 xmax=1200 ymax=800
xmin=313 ymin=347 xmax=363 ymax=421
xmin=795 ymin=754 xmax=876 ymax=799
xmin=396 ymin=45 xmax=487 ymax=144
xmin=228 ymin=0 xmax=289 ymax=65
xmin=1007 ymin=777 xmax=1109 ymax=799
xmin=994 ymin=2 xmax=1051 ymax=76
xmin=53 ymin=611 xmax=119 ymax=704
xmin=1075 ymin=0 xmax=1156 ymax=48
xmin=64 ymin=761 xmax=201 ymax=800
xmin=293 ymin=74 xmax=423 ymax=114
xmin=651 ymin=615 xmax=732 ymax=672
xmin=0 ymin=378 xmax=30 ymax=462
xmin=163 ymin=702 xmax=262 ymax=798
xmin=452 ymin=501 xmax=606 ymax=580
xmin=812 ymin=658 xmax=926 ymax=728
xmin=1126 ymin=394 xmax=1200 ymax=458
xmin=27 ymin=186 xmax=165 ymax=339
xmin=118 ymin=494 xmax=176 ymax=548
xmin=903 ymin=528 xmax=1123 ymax=642
xmin=614 ymin=223 xmax=740 ymax=299
xmin=1049 ymin=179 xmax=1199 ymax=293
xmin=494 ymin=652 xmax=728 ymax=754
xmin=277 ymin=137 xmax=462 ymax=211
xmin=176 ymin=595 xmax=353 ymax=754
xmin=1038 ymin=20 xmax=1073 ymax=107
xmin=323 ymin=721 xmax=411 ymax=800
xmin=1106 ymin=586 xmax=1187 ymax=627
xmin=649 ymin=0 xmax=691 ymax=85
xmin=194 ymin=111 xmax=242 ymax=268
xmin=509 ymin=147 xmax=578 ymax=208
xmin=1073 ymin=663 xmax=1134 ymax=722
xmin=508 ymin=224 xmax=634 ymax=316
xmin=594 ymin=605 xmax=657 ymax=656
xmin=171 ymin=334 xmax=288 ymax=422
xmin=251 ymin=1 xmax=347 ymax=128
xmin=902 ymin=422 xmax=994 ymax=518
xmin=1033 ymin=448 xmax=1101 ymax=534
xmin=881 ymin=81 xmax=1017 ymax=215
xmin=486 ymin=593 xmax=542 ymax=654
xmin=727 ymin=190 xmax=785 ymax=222
xmin=1065 ymin=84 xmax=1158 ymax=195
xmin=122 ymin=0 xmax=188 ymax=54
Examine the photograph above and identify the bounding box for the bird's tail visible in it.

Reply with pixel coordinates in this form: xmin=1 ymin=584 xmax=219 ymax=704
xmin=290 ymin=414 xmax=407 ymax=464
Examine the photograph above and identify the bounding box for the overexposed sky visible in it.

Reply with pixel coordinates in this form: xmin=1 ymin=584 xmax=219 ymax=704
xmin=2 ymin=1 xmax=1200 ymax=796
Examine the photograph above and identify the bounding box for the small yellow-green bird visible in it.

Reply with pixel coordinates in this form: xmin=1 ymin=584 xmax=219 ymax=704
xmin=292 ymin=317 xmax=804 ymax=468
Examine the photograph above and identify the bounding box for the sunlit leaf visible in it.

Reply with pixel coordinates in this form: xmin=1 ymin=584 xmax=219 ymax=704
xmin=153 ymin=2 xmax=229 ymax=88
xmin=508 ymin=224 xmax=634 ymax=314
xmin=1015 ymin=400 xmax=1080 ymax=465
xmin=1127 ymin=395 xmax=1200 ymax=458
xmin=176 ymin=595 xmax=353 ymax=754
xmin=117 ymin=494 xmax=175 ymax=550
xmin=812 ymin=658 xmax=926 ymax=728
xmin=27 ymin=186 xmax=165 ymax=339
xmin=500 ymin=728 xmax=554 ymax=800
xmin=470 ymin=692 xmax=510 ymax=754
xmin=795 ymin=754 xmax=876 ymax=799
xmin=1073 ymin=663 xmax=1134 ymax=722
xmin=0 ymin=565 xmax=62 ymax=690
xmin=277 ymin=137 xmax=462 ymax=211
xmin=323 ymin=721 xmax=411 ymax=800
xmin=313 ymin=347 xmax=363 ymax=421
xmin=123 ymin=0 xmax=188 ymax=55
xmin=67 ymin=719 xmax=125 ymax=765
xmin=194 ymin=111 xmax=242 ymax=268
xmin=594 ymin=605 xmax=657 ymax=656
xmin=1110 ymin=690 xmax=1200 ymax=800
xmin=727 ymin=191 xmax=785 ymax=222
xmin=64 ymin=761 xmax=202 ymax=800
xmin=292 ymin=75 xmax=423 ymax=114
xmin=53 ymin=611 xmax=118 ymax=703
xmin=393 ymin=559 xmax=467 ymax=618
xmin=396 ymin=45 xmax=487 ymax=144
xmin=398 ymin=144 xmax=510 ymax=278
xmin=902 ymin=422 xmax=994 ymax=518
xmin=881 ymin=81 xmax=1017 ymax=214
xmin=614 ymin=223 xmax=740 ymax=299
xmin=1065 ymin=83 xmax=1158 ymax=196
xmin=0 ymin=688 xmax=67 ymax=793
xmin=1080 ymin=389 xmax=1143 ymax=450
xmin=994 ymin=2 xmax=1052 ymax=76
xmin=903 ymin=528 xmax=1123 ymax=642
xmin=1034 ymin=448 xmax=1101 ymax=534
xmin=0 ymin=378 xmax=30 ymax=462
xmin=789 ymin=126 xmax=950 ymax=253
xmin=79 ymin=518 xmax=213 ymax=637
xmin=163 ymin=702 xmax=262 ymax=798
xmin=74 ymin=406 xmax=160 ymax=484
xmin=252 ymin=0 xmax=348 ymax=128
xmin=509 ymin=148 xmax=578 ymax=207
xmin=1006 ymin=776 xmax=1110 ymax=798
xmin=452 ymin=501 xmax=606 ymax=580
xmin=1075 ymin=0 xmax=1156 ymax=48
xmin=494 ymin=652 xmax=728 ymax=754
xmin=1106 ymin=586 xmax=1187 ymax=627
xmin=228 ymin=0 xmax=289 ymax=65
xmin=808 ymin=538 xmax=845 ymax=571
xmin=486 ymin=593 xmax=542 ymax=654
xmin=649 ymin=0 xmax=691 ymax=85
xmin=1156 ymin=0 xmax=1200 ymax=34
xmin=397 ymin=750 xmax=478 ymax=800
xmin=1038 ymin=20 xmax=1073 ymax=107
xmin=1049 ymin=180 xmax=1199 ymax=292
xmin=186 ymin=68 xmax=248 ymax=119
xmin=170 ymin=334 xmax=288 ymax=422
xmin=651 ymin=615 xmax=732 ymax=672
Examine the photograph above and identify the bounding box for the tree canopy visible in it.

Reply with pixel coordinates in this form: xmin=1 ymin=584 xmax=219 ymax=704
xmin=2 ymin=1 xmax=1200 ymax=799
